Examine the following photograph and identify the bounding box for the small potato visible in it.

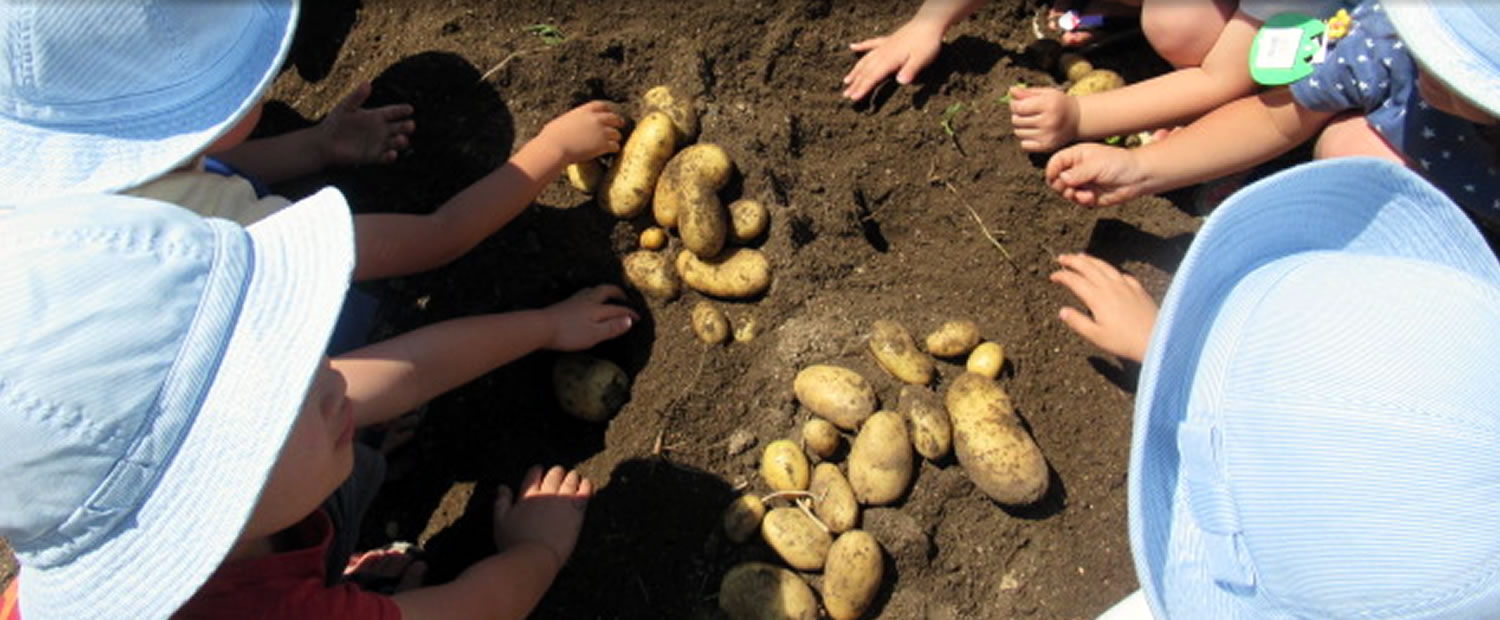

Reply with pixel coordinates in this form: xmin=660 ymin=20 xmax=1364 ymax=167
xmin=1067 ymin=68 xmax=1125 ymax=96
xmin=728 ymin=198 xmax=770 ymax=244
xmin=692 ymin=301 xmax=730 ymax=345
xmin=658 ymin=144 xmax=735 ymax=257
xmin=966 ymin=342 xmax=1005 ymax=379
xmin=945 ymin=373 xmax=1049 ymax=505
xmin=761 ymin=507 xmax=833 ymax=571
xmin=823 ymin=530 xmax=884 ymax=620
xmin=718 ymin=562 xmax=819 ymax=620
xmin=676 ymin=248 xmax=772 ymax=299
xmin=599 ymin=111 xmax=678 ymax=219
xmin=622 ymin=250 xmax=680 ymax=301
xmin=1059 ymin=52 xmax=1093 ymax=82
xmin=551 ymin=354 xmax=630 ymax=422
xmin=761 ymin=439 xmax=811 ymax=492
xmin=899 ymin=385 xmax=952 ymax=461
xmin=802 ymin=418 xmax=841 ymax=459
xmin=847 ymin=411 xmax=913 ymax=506
xmin=810 ymin=463 xmax=859 ymax=534
xmin=793 ymin=365 xmax=877 ymax=430
xmin=722 ymin=494 xmax=768 ymax=544
xmin=642 ymin=84 xmax=700 ymax=143
xmin=924 ymin=320 xmax=981 ymax=358
xmin=733 ymin=314 xmax=759 ymax=343
xmin=566 ymin=159 xmax=604 ymax=194
xmin=868 ymin=320 xmax=935 ymax=385
xmin=639 ymin=226 xmax=667 ymax=250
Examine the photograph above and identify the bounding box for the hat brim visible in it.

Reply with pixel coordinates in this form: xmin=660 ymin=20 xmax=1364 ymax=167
xmin=1385 ymin=1 xmax=1500 ymax=119
xmin=19 ymin=187 xmax=354 ymax=618
xmin=1128 ymin=158 xmax=1500 ymax=617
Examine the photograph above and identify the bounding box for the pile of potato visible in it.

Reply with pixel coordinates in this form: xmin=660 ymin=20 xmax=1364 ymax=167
xmin=716 ymin=319 xmax=1050 ymax=619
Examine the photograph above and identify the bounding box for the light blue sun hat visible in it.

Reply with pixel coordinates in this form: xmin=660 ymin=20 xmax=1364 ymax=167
xmin=1386 ymin=0 xmax=1500 ymax=117
xmin=1130 ymin=157 xmax=1500 ymax=618
xmin=0 ymin=0 xmax=298 ymax=203
xmin=0 ymin=187 xmax=353 ymax=619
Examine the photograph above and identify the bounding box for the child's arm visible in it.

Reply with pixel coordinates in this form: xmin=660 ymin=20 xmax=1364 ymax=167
xmin=211 ymin=83 xmax=416 ymax=184
xmin=1010 ymin=10 xmax=1261 ymax=152
xmin=1045 ymin=87 xmax=1335 ymax=206
xmin=332 ymin=285 xmax=638 ymax=427
xmin=842 ymin=0 xmax=989 ymax=101
xmin=351 ymin=101 xmax=624 ymax=281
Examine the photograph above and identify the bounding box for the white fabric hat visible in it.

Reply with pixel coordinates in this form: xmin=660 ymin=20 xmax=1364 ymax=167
xmin=1386 ymin=0 xmax=1500 ymax=117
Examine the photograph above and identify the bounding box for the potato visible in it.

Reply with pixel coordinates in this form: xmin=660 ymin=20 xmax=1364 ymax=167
xmin=599 ymin=111 xmax=678 ymax=219
xmin=868 ymin=320 xmax=934 ymax=385
xmin=729 ymin=198 xmax=770 ymax=244
xmin=642 ymin=84 xmax=699 ymax=143
xmin=1059 ymin=52 xmax=1093 ymax=82
xmin=810 ymin=463 xmax=859 ymax=534
xmin=639 ymin=226 xmax=667 ymax=250
xmin=966 ymin=342 xmax=1005 ymax=379
xmin=847 ymin=411 xmax=913 ymax=506
xmin=761 ymin=507 xmax=833 ymax=571
xmin=676 ymin=248 xmax=772 ymax=299
xmin=1067 ymin=68 xmax=1125 ymax=96
xmin=551 ymin=354 xmax=630 ymax=422
xmin=822 ymin=530 xmax=884 ymax=620
xmin=924 ymin=320 xmax=980 ymax=358
xmin=733 ymin=313 xmax=759 ymax=343
xmin=566 ymin=159 xmax=604 ymax=194
xmin=793 ymin=365 xmax=877 ymax=430
xmin=693 ymin=301 xmax=731 ymax=345
xmin=657 ymin=143 xmax=735 ymax=257
xmin=761 ymin=439 xmax=811 ymax=492
xmin=898 ymin=385 xmax=952 ymax=461
xmin=723 ymin=494 xmax=768 ymax=544
xmin=944 ymin=373 xmax=1049 ymax=505
xmin=622 ymin=250 xmax=680 ymax=301
xmin=718 ymin=562 xmax=819 ymax=620
xmin=801 ymin=418 xmax=841 ymax=459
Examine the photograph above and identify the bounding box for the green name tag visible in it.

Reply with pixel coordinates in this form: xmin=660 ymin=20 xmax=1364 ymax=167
xmin=1249 ymin=13 xmax=1326 ymax=86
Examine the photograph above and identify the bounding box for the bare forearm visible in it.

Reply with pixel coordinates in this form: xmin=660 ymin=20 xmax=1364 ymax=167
xmin=393 ymin=543 xmax=560 ymax=620
xmin=1134 ymin=89 xmax=1331 ymax=194
xmin=912 ymin=0 xmax=988 ymax=27
xmin=211 ymin=128 xmax=329 ymax=185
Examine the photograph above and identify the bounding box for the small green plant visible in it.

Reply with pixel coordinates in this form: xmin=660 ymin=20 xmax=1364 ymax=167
xmin=525 ymin=23 xmax=566 ymax=45
xmin=940 ymin=103 xmax=965 ymax=137
xmin=998 ymin=81 xmax=1028 ymax=106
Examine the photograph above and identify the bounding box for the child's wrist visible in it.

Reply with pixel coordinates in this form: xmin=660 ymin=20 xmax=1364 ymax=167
xmin=511 ymin=539 xmax=566 ymax=574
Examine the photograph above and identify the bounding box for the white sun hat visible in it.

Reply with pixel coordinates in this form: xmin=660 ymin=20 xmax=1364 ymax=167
xmin=1386 ymin=0 xmax=1500 ymax=117
xmin=0 ymin=0 xmax=298 ymax=203
xmin=0 ymin=186 xmax=353 ymax=619
xmin=1130 ymin=157 xmax=1500 ymax=618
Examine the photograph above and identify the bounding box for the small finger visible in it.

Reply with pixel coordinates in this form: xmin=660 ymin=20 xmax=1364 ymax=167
xmin=521 ymin=465 xmax=544 ymax=493
xmin=493 ymin=485 xmax=515 ymax=520
xmin=849 ymin=37 xmax=886 ymax=52
xmin=379 ymin=103 xmax=415 ymax=121
xmin=1057 ymin=306 xmax=1105 ymax=343
xmin=340 ymin=82 xmax=373 ymax=112
xmin=541 ymin=465 xmax=567 ymax=492
xmin=1049 ymin=269 xmax=1104 ymax=311
xmin=560 ymin=469 xmax=582 ymax=494
xmin=577 ymin=477 xmax=595 ymax=501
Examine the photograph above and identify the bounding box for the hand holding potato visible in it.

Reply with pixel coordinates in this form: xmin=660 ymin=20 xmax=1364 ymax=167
xmin=542 ymin=285 xmax=639 ymax=351
xmin=1048 ymin=253 xmax=1157 ymax=363
xmin=841 ymin=16 xmax=946 ymax=101
xmin=538 ymin=101 xmax=625 ymax=164
xmin=1009 ymin=86 xmax=1081 ymax=153
xmin=1045 ymin=143 xmax=1152 ymax=207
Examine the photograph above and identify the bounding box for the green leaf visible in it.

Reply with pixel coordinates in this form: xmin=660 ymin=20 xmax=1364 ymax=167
xmin=525 ymin=24 xmax=566 ymax=45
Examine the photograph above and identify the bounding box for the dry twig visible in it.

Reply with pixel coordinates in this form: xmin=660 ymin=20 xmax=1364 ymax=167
xmin=944 ymin=181 xmax=1019 ymax=268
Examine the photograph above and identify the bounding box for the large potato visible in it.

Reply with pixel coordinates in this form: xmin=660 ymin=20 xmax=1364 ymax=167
xmin=676 ymin=248 xmax=772 ymax=299
xmin=729 ymin=198 xmax=770 ymax=244
xmin=899 ymin=385 xmax=952 ymax=461
xmin=924 ymin=320 xmax=980 ymax=358
xmin=761 ymin=507 xmax=833 ymax=571
xmin=692 ymin=301 xmax=730 ymax=345
xmin=793 ymin=365 xmax=877 ymax=430
xmin=551 ymin=354 xmax=630 ymax=422
xmin=761 ymin=439 xmax=811 ymax=492
xmin=944 ymin=373 xmax=1049 ymax=505
xmin=847 ymin=411 xmax=913 ymax=506
xmin=622 ymin=250 xmax=680 ymax=301
xmin=656 ymin=144 xmax=735 ymax=258
xmin=810 ymin=463 xmax=859 ymax=534
xmin=822 ymin=530 xmax=884 ymax=620
xmin=802 ymin=418 xmax=842 ymax=459
xmin=642 ymin=84 xmax=699 ymax=143
xmin=718 ymin=562 xmax=819 ymax=620
xmin=723 ymin=494 xmax=768 ymax=544
xmin=598 ymin=111 xmax=678 ymax=218
xmin=868 ymin=320 xmax=934 ymax=385
xmin=1067 ymin=68 xmax=1125 ymax=96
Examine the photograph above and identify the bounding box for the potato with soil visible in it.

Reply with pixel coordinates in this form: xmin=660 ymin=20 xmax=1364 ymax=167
xmin=1059 ymin=52 xmax=1093 ymax=82
xmin=794 ymin=365 xmax=877 ymax=430
xmin=810 ymin=463 xmax=859 ymax=534
xmin=718 ymin=562 xmax=819 ymax=620
xmin=622 ymin=250 xmax=680 ymax=301
xmin=566 ymin=159 xmax=604 ymax=194
xmin=924 ymin=320 xmax=981 ymax=358
xmin=552 ymin=354 xmax=630 ymax=422
xmin=642 ymin=84 xmax=699 ymax=143
xmin=868 ymin=320 xmax=934 ymax=385
xmin=761 ymin=439 xmax=811 ymax=492
xmin=1067 ymin=68 xmax=1125 ymax=96
xmin=692 ymin=301 xmax=730 ymax=344
xmin=822 ymin=530 xmax=884 ymax=620
xmin=729 ymin=198 xmax=770 ymax=244
xmin=656 ymin=143 xmax=735 ymax=257
xmin=944 ymin=373 xmax=1049 ymax=505
xmin=761 ymin=506 xmax=833 ymax=571
xmin=802 ymin=418 xmax=842 ymax=459
xmin=966 ymin=342 xmax=1005 ymax=379
xmin=723 ymin=494 xmax=768 ymax=544
xmin=676 ymin=248 xmax=772 ymax=299
xmin=639 ymin=226 xmax=667 ymax=250
xmin=898 ymin=385 xmax=951 ymax=461
xmin=847 ymin=411 xmax=913 ymax=506
xmin=598 ymin=110 xmax=678 ymax=218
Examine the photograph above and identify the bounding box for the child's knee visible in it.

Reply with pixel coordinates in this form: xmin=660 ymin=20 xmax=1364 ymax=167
xmin=1314 ymin=113 xmax=1405 ymax=163
xmin=1141 ymin=0 xmax=1235 ymax=68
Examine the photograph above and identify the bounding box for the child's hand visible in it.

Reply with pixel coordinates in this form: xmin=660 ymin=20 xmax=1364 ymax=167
xmin=317 ymin=82 xmax=416 ymax=166
xmin=1009 ymin=86 xmax=1080 ymax=152
xmin=544 ymin=285 xmax=639 ymax=352
xmin=842 ymin=17 xmax=947 ymax=101
xmin=1048 ymin=253 xmax=1157 ymax=363
xmin=1045 ymin=143 xmax=1149 ymax=206
xmin=492 ymin=465 xmax=594 ymax=571
xmin=537 ymin=101 xmax=626 ymax=164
